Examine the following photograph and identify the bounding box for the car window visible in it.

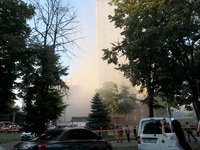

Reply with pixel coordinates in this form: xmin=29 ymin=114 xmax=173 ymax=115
xmin=33 ymin=130 xmax=64 ymax=141
xmin=68 ymin=129 xmax=83 ymax=140
xmin=82 ymin=130 xmax=98 ymax=139
xmin=141 ymin=120 xmax=171 ymax=134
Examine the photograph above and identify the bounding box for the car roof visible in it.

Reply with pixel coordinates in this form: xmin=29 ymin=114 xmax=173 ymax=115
xmin=140 ymin=117 xmax=171 ymax=121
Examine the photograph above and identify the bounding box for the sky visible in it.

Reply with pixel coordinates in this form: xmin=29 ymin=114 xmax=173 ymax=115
xmin=24 ymin=0 xmax=97 ymax=79
xmin=65 ymin=0 xmax=97 ymax=79
xmin=15 ymin=0 xmax=97 ymax=107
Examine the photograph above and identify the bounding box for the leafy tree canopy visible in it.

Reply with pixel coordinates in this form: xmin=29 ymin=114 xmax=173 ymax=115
xmin=20 ymin=45 xmax=68 ymax=134
xmin=96 ymin=82 xmax=137 ymax=114
xmin=0 ymin=0 xmax=35 ymax=115
xmin=103 ymin=0 xmax=200 ymax=118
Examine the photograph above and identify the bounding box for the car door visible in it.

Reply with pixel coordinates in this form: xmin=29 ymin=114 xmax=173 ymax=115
xmin=67 ymin=129 xmax=91 ymax=150
xmin=45 ymin=130 xmax=90 ymax=150
xmin=68 ymin=129 xmax=106 ymax=150
xmin=81 ymin=129 xmax=105 ymax=150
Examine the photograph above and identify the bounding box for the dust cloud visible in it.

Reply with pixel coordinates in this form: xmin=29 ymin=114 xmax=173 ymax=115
xmin=60 ymin=43 xmax=99 ymax=124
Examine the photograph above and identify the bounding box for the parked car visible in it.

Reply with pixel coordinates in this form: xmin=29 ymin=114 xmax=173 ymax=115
xmin=137 ymin=117 xmax=172 ymax=150
xmin=47 ymin=124 xmax=56 ymax=130
xmin=13 ymin=128 xmax=113 ymax=150
xmin=2 ymin=125 xmax=10 ymax=133
xmin=9 ymin=125 xmax=21 ymax=132
xmin=21 ymin=132 xmax=35 ymax=141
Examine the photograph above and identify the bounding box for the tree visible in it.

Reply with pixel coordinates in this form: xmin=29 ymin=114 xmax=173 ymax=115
xmin=87 ymin=93 xmax=111 ymax=130
xmin=96 ymin=82 xmax=136 ymax=114
xmin=161 ymin=0 xmax=200 ymax=120
xmin=20 ymin=44 xmax=68 ymax=134
xmin=0 ymin=0 xmax=35 ymax=115
xmin=103 ymin=0 xmax=170 ymax=117
xmin=32 ymin=0 xmax=81 ymax=55
xmin=19 ymin=0 xmax=81 ymax=134
xmin=102 ymin=0 xmax=200 ymax=119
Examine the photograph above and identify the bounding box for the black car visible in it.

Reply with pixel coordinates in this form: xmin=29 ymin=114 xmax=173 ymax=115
xmin=13 ymin=128 xmax=112 ymax=150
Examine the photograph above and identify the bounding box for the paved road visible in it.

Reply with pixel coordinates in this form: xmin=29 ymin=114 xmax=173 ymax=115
xmin=0 ymin=140 xmax=137 ymax=150
xmin=0 ymin=141 xmax=19 ymax=150
xmin=110 ymin=139 xmax=138 ymax=147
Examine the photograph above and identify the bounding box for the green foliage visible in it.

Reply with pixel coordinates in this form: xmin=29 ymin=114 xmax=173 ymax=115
xmin=87 ymin=93 xmax=111 ymax=130
xmin=0 ymin=0 xmax=35 ymax=115
xmin=0 ymin=133 xmax=20 ymax=144
xmin=103 ymin=0 xmax=200 ymax=118
xmin=96 ymin=82 xmax=137 ymax=114
xmin=20 ymin=45 xmax=68 ymax=134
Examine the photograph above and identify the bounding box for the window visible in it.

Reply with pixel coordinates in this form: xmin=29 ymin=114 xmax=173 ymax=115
xmin=82 ymin=130 xmax=98 ymax=139
xmin=141 ymin=120 xmax=171 ymax=134
xmin=68 ymin=130 xmax=83 ymax=140
xmin=67 ymin=129 xmax=98 ymax=140
xmin=34 ymin=130 xmax=64 ymax=141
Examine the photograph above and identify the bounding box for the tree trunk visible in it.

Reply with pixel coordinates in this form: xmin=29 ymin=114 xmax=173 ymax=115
xmin=188 ymin=70 xmax=200 ymax=121
xmin=147 ymin=76 xmax=154 ymax=117
xmin=149 ymin=96 xmax=154 ymax=117
xmin=168 ymin=104 xmax=171 ymax=119
xmin=192 ymin=89 xmax=200 ymax=121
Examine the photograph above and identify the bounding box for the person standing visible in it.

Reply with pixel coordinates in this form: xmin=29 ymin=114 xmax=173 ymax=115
xmin=186 ymin=122 xmax=197 ymax=142
xmin=125 ymin=125 xmax=131 ymax=142
xmin=117 ymin=124 xmax=123 ymax=143
xmin=133 ymin=125 xmax=137 ymax=140
xmin=161 ymin=119 xmax=192 ymax=150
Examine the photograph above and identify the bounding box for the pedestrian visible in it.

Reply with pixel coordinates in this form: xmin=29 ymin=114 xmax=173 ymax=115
xmin=186 ymin=122 xmax=197 ymax=142
xmin=160 ymin=119 xmax=192 ymax=150
xmin=117 ymin=124 xmax=123 ymax=143
xmin=133 ymin=125 xmax=137 ymax=140
xmin=99 ymin=127 xmax=102 ymax=140
xmin=112 ymin=124 xmax=116 ymax=136
xmin=125 ymin=125 xmax=130 ymax=142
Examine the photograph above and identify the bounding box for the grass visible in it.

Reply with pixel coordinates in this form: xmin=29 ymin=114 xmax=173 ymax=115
xmin=0 ymin=133 xmax=20 ymax=143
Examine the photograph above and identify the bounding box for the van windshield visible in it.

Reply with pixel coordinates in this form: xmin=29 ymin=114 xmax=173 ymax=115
xmin=141 ymin=120 xmax=171 ymax=134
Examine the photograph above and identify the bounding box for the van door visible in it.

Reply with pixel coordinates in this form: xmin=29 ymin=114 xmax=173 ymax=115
xmin=139 ymin=120 xmax=161 ymax=150
xmin=158 ymin=134 xmax=172 ymax=150
xmin=139 ymin=119 xmax=172 ymax=150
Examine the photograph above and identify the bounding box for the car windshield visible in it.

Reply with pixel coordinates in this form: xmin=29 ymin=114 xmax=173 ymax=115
xmin=33 ymin=130 xmax=64 ymax=141
xmin=141 ymin=120 xmax=171 ymax=134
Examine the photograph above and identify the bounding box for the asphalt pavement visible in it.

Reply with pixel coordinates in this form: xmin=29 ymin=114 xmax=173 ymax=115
xmin=110 ymin=139 xmax=138 ymax=147
xmin=0 ymin=140 xmax=138 ymax=150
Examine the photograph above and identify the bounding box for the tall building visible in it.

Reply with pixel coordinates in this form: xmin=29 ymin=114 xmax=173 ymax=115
xmin=96 ymin=0 xmax=128 ymax=88
xmin=96 ymin=0 xmax=143 ymax=97
xmin=59 ymin=0 xmax=166 ymax=126
xmin=96 ymin=0 xmax=151 ymax=125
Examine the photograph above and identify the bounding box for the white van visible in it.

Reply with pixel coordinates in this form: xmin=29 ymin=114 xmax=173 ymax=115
xmin=137 ymin=118 xmax=172 ymax=150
